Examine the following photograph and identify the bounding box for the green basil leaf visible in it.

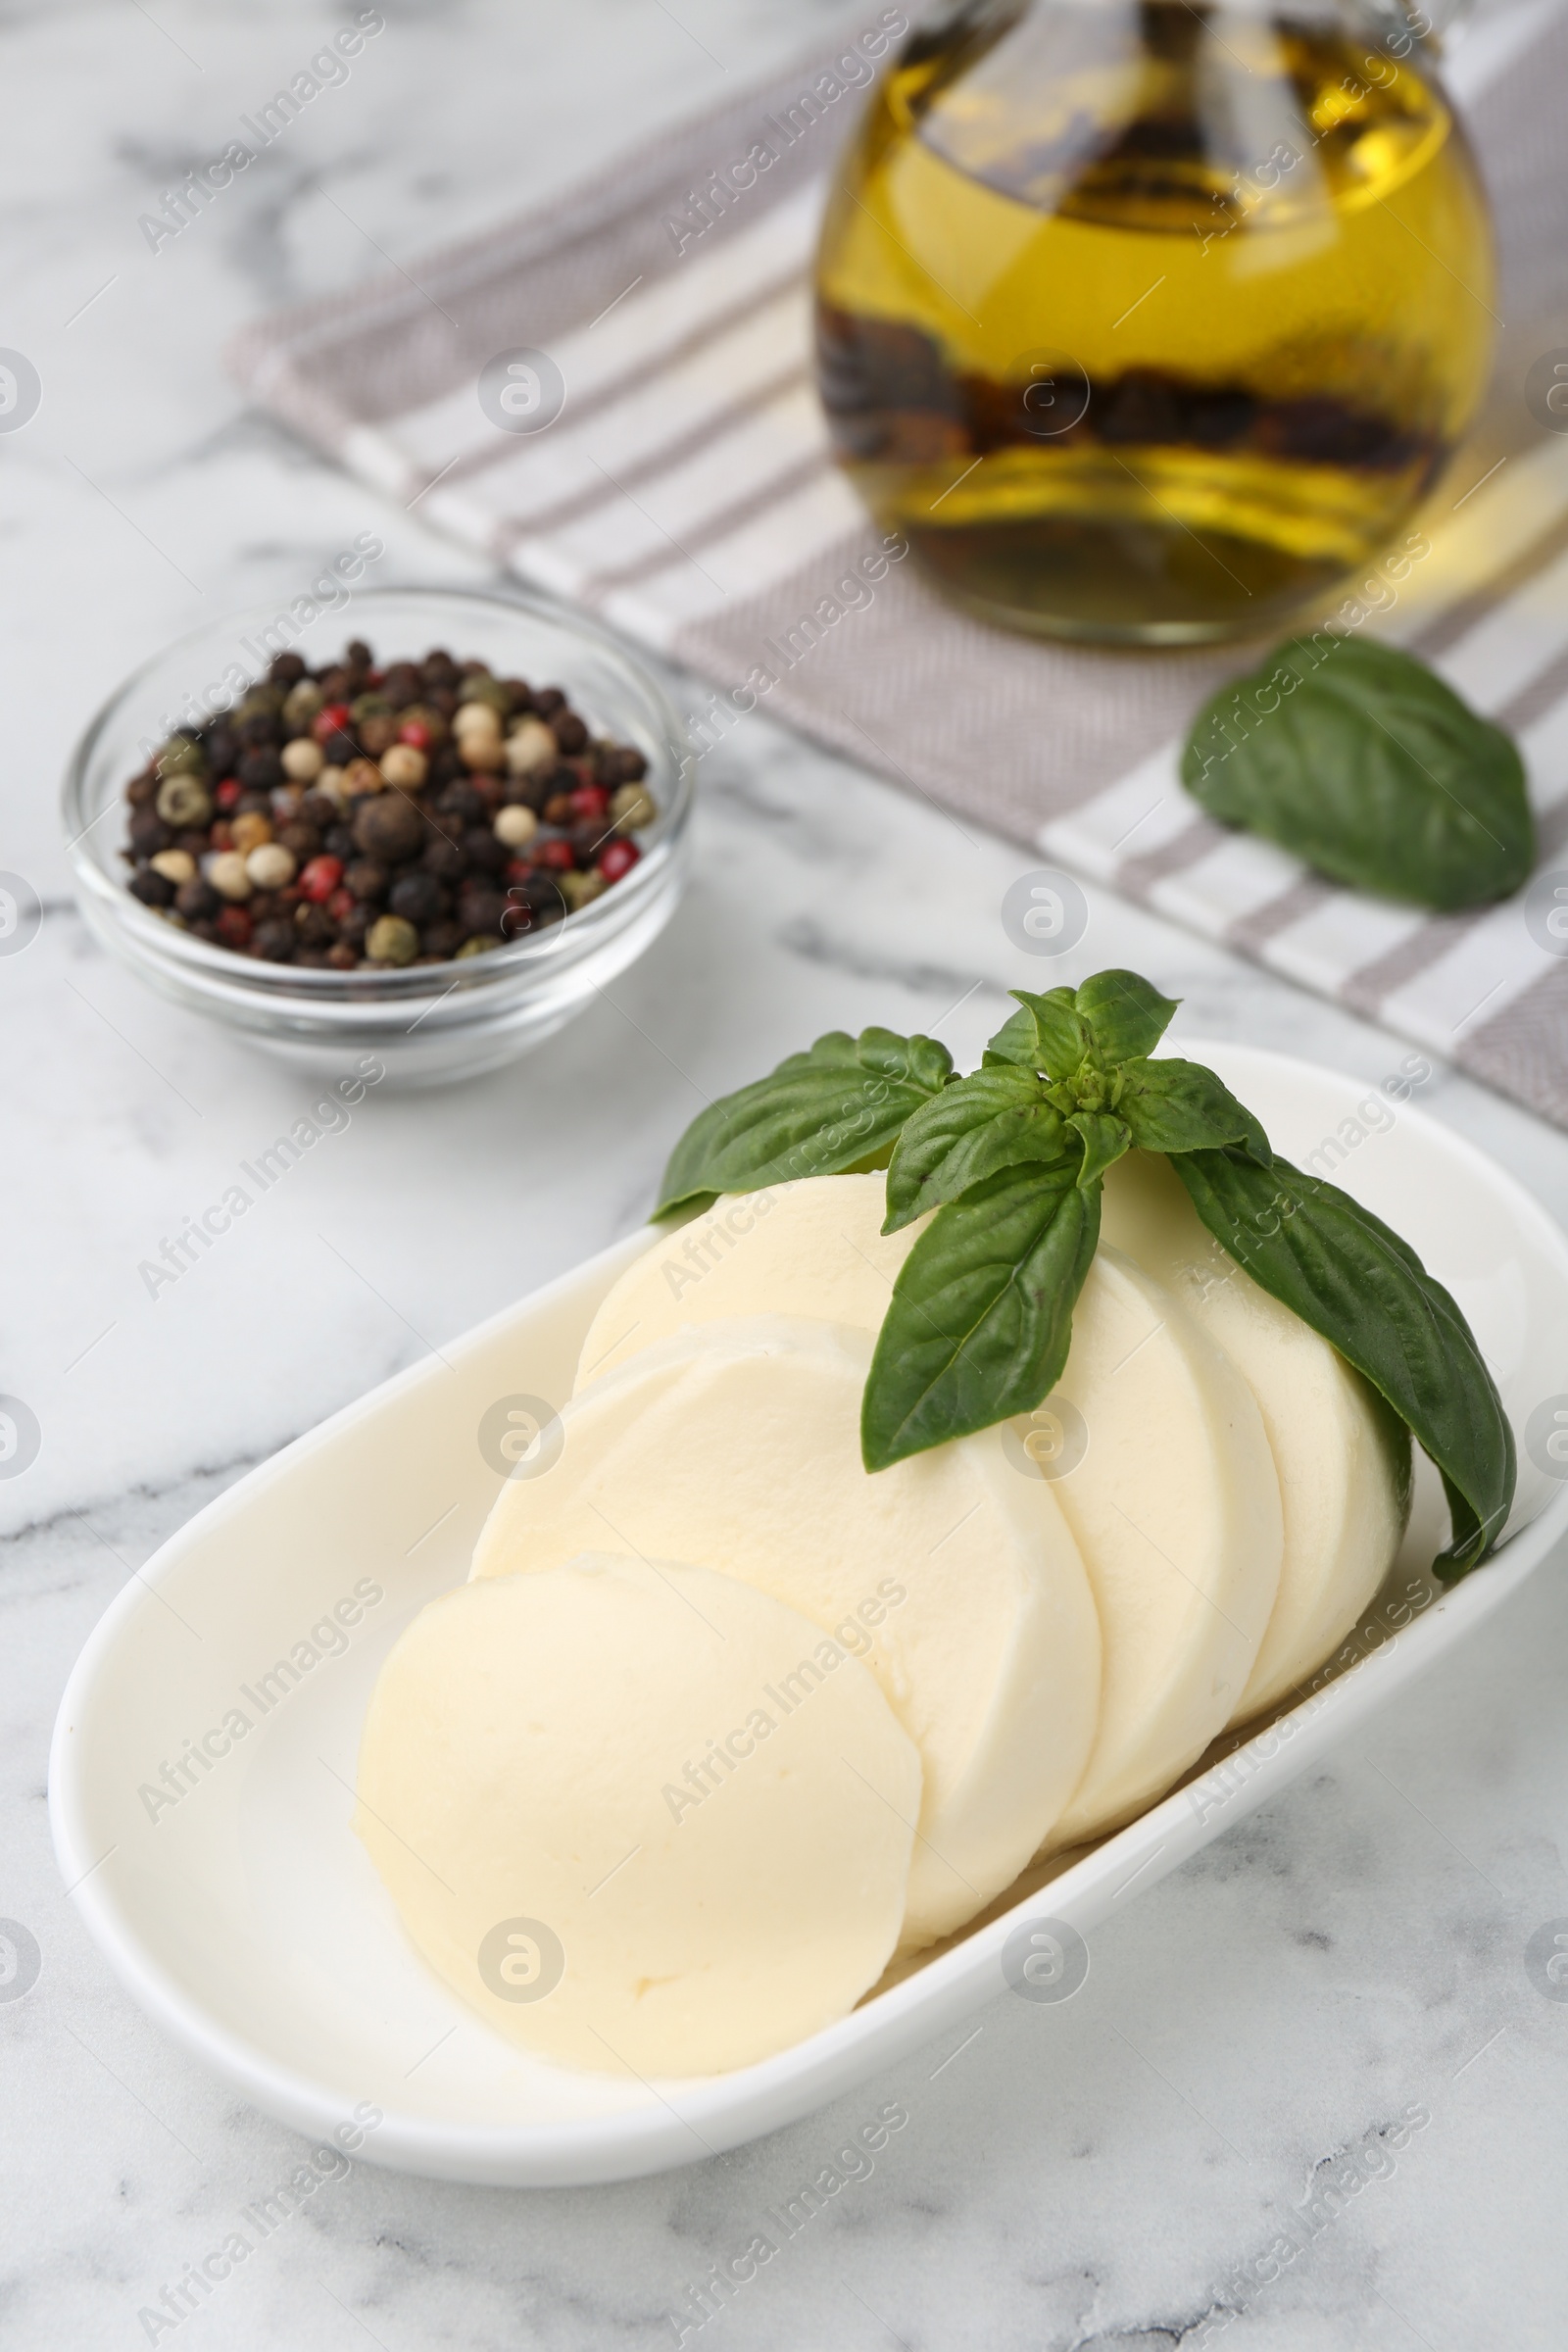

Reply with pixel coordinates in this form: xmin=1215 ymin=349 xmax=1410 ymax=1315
xmin=1119 ymin=1057 xmax=1271 ymax=1163
xmin=982 ymin=1005 xmax=1044 ymax=1070
xmin=655 ymin=1027 xmax=954 ymax=1217
xmin=883 ymin=1069 xmax=1070 ymax=1233
xmin=1004 ymin=988 xmax=1095 ymax=1079
xmin=1182 ymin=637 xmax=1534 ymax=910
xmin=1170 ymin=1147 xmax=1515 ymax=1578
xmin=1074 ymin=970 xmax=1179 ymax=1064
xmin=861 ymin=1162 xmax=1101 ymax=1470
xmin=1065 ymin=1109 xmax=1130 ymax=1188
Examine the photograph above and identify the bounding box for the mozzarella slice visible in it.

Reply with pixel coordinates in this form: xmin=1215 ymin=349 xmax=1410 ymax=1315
xmin=576 ymin=1174 xmax=918 ymax=1389
xmin=586 ymin=1172 xmax=1283 ymax=1844
xmin=1100 ymin=1151 xmax=1410 ymax=1722
xmin=472 ymin=1317 xmax=1100 ymax=1946
xmin=356 ymin=1555 xmax=920 ymax=2076
xmin=1043 ymin=1244 xmax=1283 ymax=1847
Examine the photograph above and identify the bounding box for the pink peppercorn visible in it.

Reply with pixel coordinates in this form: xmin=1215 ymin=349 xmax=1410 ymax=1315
xmin=504 ymin=858 xmax=535 ymax=886
xmin=326 ymin=885 xmax=356 ymax=922
xmin=535 ymin=839 xmax=576 ymax=871
xmin=312 ymin=702 xmax=352 ymax=743
xmin=299 ymin=855 xmax=345 ymax=903
xmin=569 ymin=783 xmax=611 ymax=821
xmin=598 ymin=838 xmax=641 ymax=883
xmin=398 ymin=719 xmax=433 ymax=752
xmin=215 ymin=777 xmax=243 ymax=812
xmin=216 ymin=905 xmax=253 ymax=949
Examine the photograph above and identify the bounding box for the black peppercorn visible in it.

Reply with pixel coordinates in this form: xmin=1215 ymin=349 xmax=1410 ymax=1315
xmin=324 ymin=824 xmax=357 ymax=861
xmin=353 ymin=793 xmax=425 ymax=863
xmin=421 ymin=835 xmax=466 ymax=883
xmin=502 ymin=770 xmax=552 ymax=814
xmin=238 ymin=748 xmax=284 ymax=791
xmin=294 ymin=903 xmax=337 ymax=947
xmin=389 ymin=871 xmax=446 ymax=926
xmin=344 ymin=859 xmax=389 ymax=902
xmin=461 ymin=826 xmax=509 ymax=875
xmin=175 ymin=877 xmax=221 ymax=921
xmin=269 ymin=651 xmax=307 ymax=685
xmin=129 ymin=808 xmax=174 ymax=858
xmin=129 ymin=867 xmax=175 ymax=908
xmin=457 ymin=885 xmax=508 ymax=937
xmin=532 ymin=687 xmax=566 ymax=720
xmin=420 ymin=918 xmax=466 ymax=959
xmin=252 ymin=917 xmax=296 ymax=961
xmin=436 ymin=779 xmax=484 ymax=825
xmin=552 ymin=711 xmax=589 ymax=755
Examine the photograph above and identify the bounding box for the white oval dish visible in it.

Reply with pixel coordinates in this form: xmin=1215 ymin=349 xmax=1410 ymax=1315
xmin=49 ymin=1043 xmax=1568 ymax=2185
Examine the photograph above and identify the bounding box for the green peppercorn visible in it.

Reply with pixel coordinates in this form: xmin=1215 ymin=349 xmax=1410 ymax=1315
xmin=156 ymin=736 xmax=207 ymax=778
xmin=156 ymin=774 xmax=214 ymax=828
xmin=366 ymin=913 xmax=420 ymax=966
xmin=350 ymin=692 xmax=392 ymax=724
xmin=236 ymin=685 xmax=287 ymax=722
xmin=456 ymin=674 xmax=512 ymax=715
xmin=455 ymin=934 xmax=503 ymax=956
xmin=282 ymin=678 xmax=325 ymax=728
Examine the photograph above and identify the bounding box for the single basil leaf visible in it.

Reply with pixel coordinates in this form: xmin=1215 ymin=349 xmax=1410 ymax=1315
xmin=1170 ymin=1147 xmax=1515 ymax=1578
xmin=1182 ymin=637 xmax=1533 ymax=910
xmin=655 ymin=1027 xmax=954 ymax=1216
xmin=861 ymin=1161 xmax=1101 ymax=1470
xmin=1065 ymin=1109 xmax=1130 ymax=1189
xmin=982 ymin=1005 xmax=1044 ymax=1070
xmin=1074 ymin=970 xmax=1179 ymax=1065
xmin=1005 ymin=988 xmax=1095 ymax=1078
xmin=883 ymin=1069 xmax=1070 ymax=1233
xmin=1119 ymin=1057 xmax=1271 ymax=1163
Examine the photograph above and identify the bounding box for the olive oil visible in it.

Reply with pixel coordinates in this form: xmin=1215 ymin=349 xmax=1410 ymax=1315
xmin=814 ymin=0 xmax=1494 ymax=642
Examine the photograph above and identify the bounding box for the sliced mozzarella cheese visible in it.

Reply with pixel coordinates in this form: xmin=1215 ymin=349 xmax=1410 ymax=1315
xmin=473 ymin=1316 xmax=1100 ymax=1946
xmin=1100 ymin=1151 xmax=1410 ymax=1722
xmin=585 ymin=1171 xmax=1283 ymax=1844
xmin=356 ymin=1554 xmax=920 ymax=2076
xmin=575 ymin=1174 xmax=918 ymax=1389
xmin=1043 ymin=1244 xmax=1283 ymax=1847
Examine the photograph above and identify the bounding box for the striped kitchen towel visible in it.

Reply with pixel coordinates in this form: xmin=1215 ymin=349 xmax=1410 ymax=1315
xmin=229 ymin=0 xmax=1568 ymax=1125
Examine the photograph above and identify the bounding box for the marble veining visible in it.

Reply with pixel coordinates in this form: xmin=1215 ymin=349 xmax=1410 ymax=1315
xmin=3 ymin=2 xmax=1567 ymax=2346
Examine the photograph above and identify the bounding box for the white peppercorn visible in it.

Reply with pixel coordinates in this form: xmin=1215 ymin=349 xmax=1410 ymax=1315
xmin=207 ymin=851 xmax=253 ymax=901
xmin=493 ymin=804 xmax=539 ymax=849
xmin=281 ymin=736 xmax=325 ymax=782
xmin=380 ymin=743 xmax=428 ymax=790
xmin=149 ymin=848 xmax=197 ymax=886
xmin=505 ymin=717 xmax=559 ymax=776
xmin=246 ymin=843 xmax=297 ymax=890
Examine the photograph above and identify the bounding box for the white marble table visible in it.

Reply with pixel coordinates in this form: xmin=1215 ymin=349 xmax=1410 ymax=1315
xmin=4 ymin=3 xmax=1567 ymax=2345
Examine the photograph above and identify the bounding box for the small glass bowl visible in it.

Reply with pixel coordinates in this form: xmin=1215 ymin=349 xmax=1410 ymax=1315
xmin=63 ymin=584 xmax=693 ymax=1087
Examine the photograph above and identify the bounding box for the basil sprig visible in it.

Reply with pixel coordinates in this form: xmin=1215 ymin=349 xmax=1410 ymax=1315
xmin=654 ymin=968 xmax=1515 ymax=1580
xmin=655 ymin=1026 xmax=954 ymax=1217
xmin=1182 ymin=636 xmax=1533 ymax=911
